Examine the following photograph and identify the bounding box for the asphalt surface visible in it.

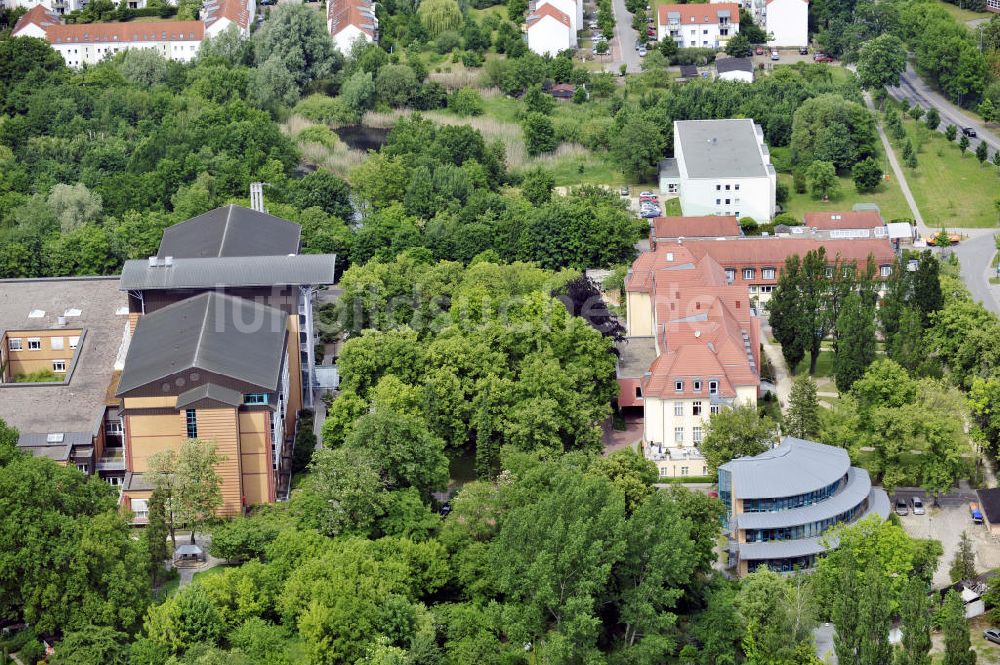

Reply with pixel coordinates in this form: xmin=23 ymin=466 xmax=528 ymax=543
xmin=953 ymin=230 xmax=1000 ymax=316
xmin=887 ymin=63 xmax=999 ymax=161
xmin=609 ymin=0 xmax=642 ymax=73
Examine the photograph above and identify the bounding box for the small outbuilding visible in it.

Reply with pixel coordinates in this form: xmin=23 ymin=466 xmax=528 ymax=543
xmin=715 ymin=56 xmax=754 ymax=82
xmin=174 ymin=543 xmax=206 ymax=563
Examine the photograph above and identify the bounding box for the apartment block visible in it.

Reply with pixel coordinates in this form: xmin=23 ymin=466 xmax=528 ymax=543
xmin=657 ymin=2 xmax=739 ymax=49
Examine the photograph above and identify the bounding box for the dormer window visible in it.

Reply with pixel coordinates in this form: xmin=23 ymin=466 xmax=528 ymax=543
xmin=675 ymin=379 xmax=684 ymax=392
xmin=693 ymin=380 xmax=702 ymax=392
xmin=709 ymin=380 xmax=719 ymax=395
xmin=725 ymin=268 xmax=736 ymax=283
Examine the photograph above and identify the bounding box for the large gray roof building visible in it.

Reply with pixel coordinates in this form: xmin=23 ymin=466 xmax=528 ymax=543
xmin=674 ymin=118 xmax=769 ymax=178
xmin=719 ymin=436 xmax=890 ymax=576
xmin=157 ymin=204 xmax=301 ymax=259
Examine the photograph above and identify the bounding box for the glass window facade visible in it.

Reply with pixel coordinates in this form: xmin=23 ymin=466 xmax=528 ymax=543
xmin=740 ymin=474 xmax=847 ymax=513
xmin=748 ymin=555 xmax=817 ymax=574
xmin=743 ymin=498 xmax=870 ymax=543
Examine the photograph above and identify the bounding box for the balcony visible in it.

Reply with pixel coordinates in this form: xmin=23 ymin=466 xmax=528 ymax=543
xmin=96 ymin=450 xmax=126 ymax=471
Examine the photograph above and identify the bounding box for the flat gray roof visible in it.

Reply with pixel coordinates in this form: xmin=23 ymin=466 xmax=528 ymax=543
xmin=157 ymin=205 xmax=301 ymax=259
xmin=0 ymin=277 xmax=126 ymax=446
xmin=616 ymin=337 xmax=658 ymax=378
xmin=675 ymin=119 xmax=769 ymax=179
xmin=659 ymin=157 xmax=680 ymax=179
xmin=117 ymin=292 xmax=288 ymax=395
xmin=720 ymin=436 xmax=851 ymax=499
xmin=120 ymin=254 xmax=337 ymax=291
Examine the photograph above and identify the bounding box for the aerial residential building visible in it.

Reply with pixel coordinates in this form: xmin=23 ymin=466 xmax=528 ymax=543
xmin=720 ymin=437 xmax=890 ymax=575
xmin=738 ymin=0 xmax=808 ymax=47
xmin=10 ymin=5 xmax=61 ymax=37
xmin=802 ymin=210 xmax=884 ymax=234
xmin=659 ymin=119 xmax=777 ymax=222
xmin=657 ymin=2 xmax=740 ymax=49
xmin=618 ymin=243 xmax=760 ymax=478
xmin=534 ymin=0 xmax=579 ymax=34
xmin=202 ymin=0 xmax=255 ymax=38
xmin=715 ymin=56 xmax=754 ymax=82
xmin=3 ymin=0 xmax=87 ymax=15
xmin=326 ymin=0 xmax=378 ymax=53
xmin=0 ymin=277 xmax=131 ymax=485
xmin=526 ymin=3 xmax=574 ymax=56
xmin=649 ymin=215 xmax=741 ymax=246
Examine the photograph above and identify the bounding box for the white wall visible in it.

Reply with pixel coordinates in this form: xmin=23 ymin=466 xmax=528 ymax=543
xmin=718 ymin=69 xmax=753 ymax=83
xmin=12 ymin=21 xmax=47 ymax=37
xmin=53 ymin=39 xmax=201 ymax=67
xmin=644 ymin=393 xmax=757 ymax=447
xmin=332 ymin=24 xmax=372 ymax=54
xmin=658 ymin=19 xmax=738 ymax=48
xmin=679 ymin=176 xmax=772 ymax=221
xmin=205 ymin=15 xmax=233 ymax=39
xmin=765 ymin=0 xmax=807 ymax=47
xmin=527 ymin=16 xmax=571 ymax=56
xmin=6 ymin=0 xmax=86 ymax=11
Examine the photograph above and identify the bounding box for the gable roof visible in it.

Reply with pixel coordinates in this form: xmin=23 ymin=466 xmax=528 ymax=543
xmin=679 ymin=64 xmax=699 ymax=78
xmin=12 ymin=5 xmax=61 ymax=35
xmin=527 ymin=3 xmax=571 ymax=27
xmin=175 ymin=383 xmax=245 ymax=410
xmin=116 ymin=292 xmax=288 ymax=395
xmin=658 ymin=2 xmax=740 ymax=26
xmin=157 ymin=205 xmax=301 ymax=258
xmin=119 ymin=254 xmax=337 ymax=291
xmin=675 ymin=119 xmax=769 ymax=179
xmin=716 ymin=57 xmax=753 ymax=74
xmin=202 ymin=0 xmax=254 ymax=32
xmin=803 ymin=211 xmax=883 ymax=230
xmin=327 ymin=0 xmax=377 ymax=38
xmin=44 ymin=20 xmax=204 ymax=44
xmin=653 ymin=215 xmax=740 ymax=239
xmin=683 ymin=236 xmax=896 ymax=267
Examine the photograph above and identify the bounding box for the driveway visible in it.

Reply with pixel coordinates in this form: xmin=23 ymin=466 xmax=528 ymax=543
xmin=609 ymin=0 xmax=642 ymax=73
xmin=952 ymin=229 xmax=1000 ymax=316
xmin=887 ymin=62 xmax=999 ymax=162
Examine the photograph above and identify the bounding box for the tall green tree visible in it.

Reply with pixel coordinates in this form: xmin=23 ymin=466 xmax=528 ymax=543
xmin=49 ymin=626 xmax=130 ymax=665
xmin=949 ymin=530 xmax=977 ymax=583
xmin=252 ymin=3 xmax=341 ymax=90
xmin=174 ymin=439 xmax=225 ymax=545
xmin=941 ymin=590 xmax=976 ymax=665
xmin=701 ymin=404 xmax=777 ymax=472
xmin=834 ymin=291 xmax=877 ymax=393
xmin=787 ymin=375 xmax=820 ymax=439
xmin=896 ymin=576 xmax=931 ymax=665
xmin=145 ymin=490 xmax=170 ymax=583
xmin=856 ymin=34 xmax=907 ymax=94
xmin=768 ymin=254 xmax=809 ymax=370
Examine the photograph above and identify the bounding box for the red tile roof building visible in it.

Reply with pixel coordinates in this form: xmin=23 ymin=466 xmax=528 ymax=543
xmin=11 ymin=5 xmax=61 ymax=39
xmin=203 ymin=0 xmax=255 ymax=37
xmin=327 ymin=0 xmax=378 ymax=53
xmin=657 ymin=2 xmax=739 ymax=48
xmin=802 ymin=210 xmax=883 ymax=231
xmin=651 ymin=215 xmax=741 ymax=245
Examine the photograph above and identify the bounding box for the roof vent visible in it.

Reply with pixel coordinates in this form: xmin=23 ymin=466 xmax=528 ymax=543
xmin=64 ymin=308 xmax=81 ymax=317
xmin=57 ymin=316 xmax=67 ymax=327
xmin=148 ymin=256 xmax=159 ymax=268
xmin=28 ymin=309 xmax=45 ymax=318
xmin=47 ymin=433 xmax=64 ymax=443
xmin=694 ymin=330 xmax=701 ymax=337
xmin=164 ymin=256 xmax=174 ymax=267
xmin=677 ymin=237 xmax=684 ymax=245
xmin=666 ymin=252 xmax=674 ymax=262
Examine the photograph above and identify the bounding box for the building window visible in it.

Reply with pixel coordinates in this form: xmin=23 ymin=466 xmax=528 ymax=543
xmin=106 ymin=476 xmax=122 ymax=486
xmin=692 ymin=401 xmax=702 ymax=416
xmin=105 ymin=419 xmax=123 ymax=435
xmin=716 ymin=198 xmax=721 ymax=205
xmin=725 ymin=184 xmax=731 ymax=190
xmin=52 ymin=360 xmax=66 ymax=373
xmin=674 ymin=401 xmax=684 ymax=416
xmin=27 ymin=338 xmax=41 ymax=350
xmin=725 ymin=199 xmax=731 ymax=205
xmin=710 ymin=405 xmax=721 ymax=415
xmin=659 ymin=467 xmax=670 ymax=477
xmin=693 ymin=379 xmax=702 ymax=392
xmin=185 ymin=409 xmax=197 ymax=438
xmin=131 ymin=499 xmax=148 ymax=521
xmin=743 ymin=268 xmax=754 ymax=280
xmin=760 ymin=285 xmax=774 ymax=293
xmin=8 ymin=338 xmax=22 ymax=351
xmin=634 ymin=386 xmax=642 ymax=399
xmin=825 ymin=268 xmax=834 ymax=278
xmin=69 ymin=336 xmax=80 ymax=349
xmin=76 ymin=463 xmax=88 ymax=473
xmin=668 ymin=183 xmax=678 ymax=193
xmin=709 ymin=380 xmax=719 ymax=395
xmin=244 ymin=393 xmax=269 ymax=405
xmin=716 ymin=184 xmax=721 ymax=191
xmin=675 ymin=427 xmax=684 ymax=443
xmin=763 ymin=267 xmax=776 ymax=280
xmin=725 ymin=268 xmax=736 ymax=282
xmin=51 ymin=337 xmax=64 ymax=350
xmin=880 ymin=265 xmax=892 ymax=277
xmin=735 ymin=184 xmax=740 ymax=190
xmin=693 ymin=427 xmax=703 ymax=444
xmin=681 ymin=466 xmax=689 ymax=476
xmin=675 ymin=379 xmax=684 ymax=392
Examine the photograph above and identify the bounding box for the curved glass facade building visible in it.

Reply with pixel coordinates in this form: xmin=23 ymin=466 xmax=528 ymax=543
xmin=719 ymin=436 xmax=890 ymax=576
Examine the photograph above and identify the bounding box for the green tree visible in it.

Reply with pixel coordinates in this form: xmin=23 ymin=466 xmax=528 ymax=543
xmin=701 ymin=404 xmax=777 ymax=472
xmin=946 ymin=124 xmax=958 ymax=141
xmin=959 ymin=134 xmax=970 ymax=154
xmin=852 ymin=157 xmax=883 ymax=193
xmin=145 ymin=490 xmax=170 ymax=583
xmin=791 ymin=94 xmax=878 ymax=170
xmin=375 ymin=64 xmax=418 ymax=108
xmin=252 ymin=3 xmax=341 ymax=90
xmin=925 ymin=107 xmax=941 ymax=130
xmin=523 ymin=112 xmax=557 ymax=156
xmin=341 ymin=70 xmax=376 ymax=113
xmin=976 ymin=139 xmax=989 ymax=164
xmin=806 ymin=160 xmax=839 ymax=199
xmin=47 ymin=182 xmax=102 ymax=233
xmin=448 ymin=87 xmax=484 ymax=116
xmin=207 ymin=515 xmax=280 ymax=562
xmin=520 ymin=167 xmax=555 ymax=206
xmin=905 ymin=149 xmax=918 ymax=169
xmin=834 ymin=291 xmax=877 ymax=393
xmin=418 ymin=0 xmax=463 ymax=37
xmin=524 ymin=83 xmax=554 ymax=115
xmin=941 ymin=590 xmax=976 ymax=665
xmin=787 ymin=375 xmax=820 ymax=439
xmin=610 ymin=115 xmax=666 ymax=180
xmin=49 ymin=626 xmax=129 ymax=665
xmin=168 ymin=439 xmax=225 ymax=545
xmin=589 ymin=447 xmax=657 ymax=516
xmin=147 ymin=450 xmax=180 ymax=550
xmin=725 ymin=32 xmax=753 ymax=58
xmin=949 ymin=530 xmax=977 ymax=583
xmin=896 ymin=577 xmax=932 ymax=665
xmin=144 ymin=585 xmax=225 ymax=654
xmin=296 ymin=447 xmax=389 ymax=538
xmin=250 ymin=55 xmax=300 ymax=114
xmin=856 ymin=34 xmax=907 ymax=93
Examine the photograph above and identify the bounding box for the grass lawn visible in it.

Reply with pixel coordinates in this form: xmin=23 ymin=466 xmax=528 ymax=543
xmin=153 ymin=572 xmax=181 ymax=602
xmin=893 ymin=115 xmax=1000 ymax=228
xmin=191 ymin=565 xmax=231 ymax=584
xmin=531 ymin=150 xmax=628 ymax=187
xmin=664 ymin=197 xmax=682 ymax=215
xmin=936 ymin=0 xmax=991 ymax=24
xmin=778 ymin=171 xmax=913 ymax=222
xmin=468 ymin=4 xmax=507 ymax=20
xmin=791 ymin=347 xmax=835 ymax=378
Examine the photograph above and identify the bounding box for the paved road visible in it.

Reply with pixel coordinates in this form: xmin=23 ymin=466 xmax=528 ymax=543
xmin=609 ymin=0 xmax=642 ymax=73
xmin=953 ymin=229 xmax=1000 ymax=316
xmin=887 ymin=63 xmax=999 ymax=161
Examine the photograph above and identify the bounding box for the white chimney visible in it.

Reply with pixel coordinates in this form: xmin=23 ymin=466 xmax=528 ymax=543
xmin=164 ymin=256 xmax=174 ymax=267
xmin=57 ymin=316 xmax=66 ymax=327
xmin=695 ymin=330 xmax=701 ymax=338
xmin=148 ymin=256 xmax=158 ymax=268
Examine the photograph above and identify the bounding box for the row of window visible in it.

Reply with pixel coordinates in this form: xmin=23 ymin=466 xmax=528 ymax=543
xmin=659 ymin=465 xmax=708 ymax=477
xmin=674 ymin=378 xmax=720 ymax=394
xmin=716 ymin=184 xmax=741 ymax=192
xmin=8 ymin=336 xmax=79 ymax=351
xmin=740 ymin=474 xmax=848 ymax=513
xmin=673 ymin=400 xmax=721 ymax=417
xmin=743 ymin=497 xmax=870 ymax=543
xmin=747 ymin=554 xmax=817 ymax=574
xmin=674 ymin=426 xmax=704 ymax=444
xmin=725 ymin=267 xmax=777 ymax=282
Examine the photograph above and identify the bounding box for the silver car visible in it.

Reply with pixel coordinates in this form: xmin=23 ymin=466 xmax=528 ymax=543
xmin=911 ymin=497 xmax=925 ymax=515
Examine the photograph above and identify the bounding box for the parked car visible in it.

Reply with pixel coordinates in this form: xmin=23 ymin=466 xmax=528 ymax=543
xmin=638 ymin=47 xmax=647 ymax=57
xmin=439 ymin=501 xmax=452 ymax=517
xmin=814 ymin=53 xmax=833 ymax=63
xmin=755 ymin=46 xmax=765 ymax=55
xmin=770 ymin=51 xmax=780 ymax=61
xmin=963 ymin=127 xmax=978 ymax=137
xmin=639 ymin=191 xmax=655 ymax=197
xmin=619 ymin=185 xmax=630 ymax=196
xmin=911 ymin=496 xmax=925 ymax=515
xmin=895 ymin=497 xmax=909 ymax=516
xmin=971 ymin=502 xmax=984 ymax=524
xmin=799 ymin=46 xmax=808 ymax=55
xmin=984 ymin=629 xmax=1000 ymax=646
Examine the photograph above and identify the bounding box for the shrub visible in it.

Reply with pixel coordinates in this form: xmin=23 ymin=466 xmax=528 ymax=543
xmin=296 ymin=125 xmax=340 ymax=148
xmin=461 ymin=51 xmax=483 ymax=68
xmin=852 ymin=157 xmax=883 ymax=194
xmin=447 ymin=87 xmax=484 ymax=116
xmin=434 ymin=30 xmax=461 ymax=54
xmin=293 ymin=95 xmax=358 ymax=125
xmin=773 ymin=212 xmax=800 ymax=226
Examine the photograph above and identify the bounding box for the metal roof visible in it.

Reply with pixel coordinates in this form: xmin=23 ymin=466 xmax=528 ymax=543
xmin=157 ymin=205 xmax=301 ymax=259
xmin=659 ymin=157 xmax=680 ymax=178
xmin=735 ymin=467 xmax=870 ymax=530
xmin=123 ymin=471 xmax=155 ymax=492
xmin=175 ymin=383 xmax=244 ymax=410
xmin=720 ymin=436 xmax=851 ymax=499
xmin=116 ymin=292 xmax=288 ymax=396
xmin=675 ymin=119 xmax=769 ymax=179
xmin=119 ymin=254 xmax=337 ymax=291
xmin=716 ymin=57 xmax=753 ymax=74
xmin=616 ymin=336 xmax=659 ymax=379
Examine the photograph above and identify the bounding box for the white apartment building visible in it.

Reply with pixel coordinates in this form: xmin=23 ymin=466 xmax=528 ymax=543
xmin=203 ymin=0 xmax=255 ymax=38
xmin=26 ymin=20 xmax=204 ymax=66
xmin=657 ymin=2 xmax=740 ymax=49
xmin=535 ymin=0 xmax=579 ymax=34
xmin=659 ymin=118 xmax=777 ymax=222
xmin=714 ymin=0 xmax=807 ymax=47
xmin=526 ymin=3 xmax=574 ymax=56
xmin=326 ymin=0 xmax=377 ymax=53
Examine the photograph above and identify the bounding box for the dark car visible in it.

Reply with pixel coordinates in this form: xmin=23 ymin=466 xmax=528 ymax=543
xmin=814 ymin=53 xmax=833 ymax=63
xmin=985 ymin=629 xmax=1000 ymax=645
xmin=895 ymin=497 xmax=908 ymax=516
xmin=963 ymin=127 xmax=978 ymax=137
xmin=799 ymin=46 xmax=808 ymax=55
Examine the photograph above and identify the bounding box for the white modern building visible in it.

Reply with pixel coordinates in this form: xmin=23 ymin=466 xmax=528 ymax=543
xmin=659 ymin=119 xmax=777 ymax=222
xmin=733 ymin=0 xmax=808 ymax=47
xmin=326 ymin=0 xmax=377 ymax=53
xmin=657 ymin=2 xmax=740 ymax=49
xmin=18 ymin=19 xmax=204 ymax=66
xmin=526 ymin=3 xmax=574 ymax=56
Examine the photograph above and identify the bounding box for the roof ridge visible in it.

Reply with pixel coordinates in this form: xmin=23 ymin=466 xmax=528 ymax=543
xmin=218 ymin=204 xmax=235 ymax=258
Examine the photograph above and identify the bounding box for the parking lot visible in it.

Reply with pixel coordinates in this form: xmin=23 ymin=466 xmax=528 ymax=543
xmin=895 ymin=492 xmax=1000 ymax=588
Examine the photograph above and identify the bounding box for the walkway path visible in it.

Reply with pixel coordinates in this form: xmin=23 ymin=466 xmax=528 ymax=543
xmin=862 ymin=91 xmax=928 ymax=237
xmin=176 ymin=534 xmax=224 ymax=588
xmin=759 ymin=318 xmax=792 ymax=409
